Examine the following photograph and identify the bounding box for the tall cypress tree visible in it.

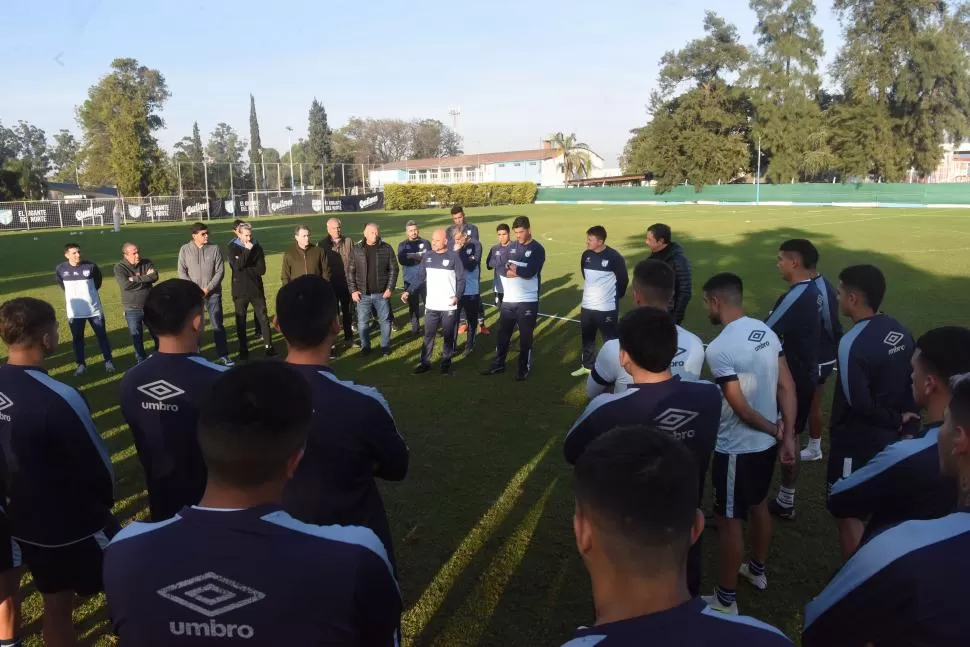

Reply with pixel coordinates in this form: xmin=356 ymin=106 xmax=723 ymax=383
xmin=249 ymin=95 xmax=264 ymax=190
xmin=306 ymin=98 xmax=333 ymax=188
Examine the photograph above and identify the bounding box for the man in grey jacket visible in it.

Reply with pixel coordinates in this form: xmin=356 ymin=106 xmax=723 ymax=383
xmin=177 ymin=222 xmax=233 ymax=366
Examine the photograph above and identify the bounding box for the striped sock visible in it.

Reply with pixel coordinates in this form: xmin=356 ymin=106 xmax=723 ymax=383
xmin=776 ymin=486 xmax=795 ymax=507
xmin=747 ymin=559 xmax=766 ymax=577
xmin=715 ymin=584 xmax=737 ymax=608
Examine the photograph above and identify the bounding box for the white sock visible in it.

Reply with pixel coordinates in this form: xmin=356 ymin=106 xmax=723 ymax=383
xmin=777 ymin=486 xmax=795 ymax=507
xmin=808 ymin=438 xmax=821 ymax=451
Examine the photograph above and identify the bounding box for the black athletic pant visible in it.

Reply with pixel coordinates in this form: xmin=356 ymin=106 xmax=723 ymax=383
xmin=580 ymin=308 xmax=619 ymax=369
xmin=234 ymin=295 xmax=272 ymax=357
xmin=494 ymin=292 xmax=504 ymax=309
xmin=334 ymin=283 xmax=353 ymax=341
xmin=458 ymin=294 xmax=480 ymax=349
xmin=494 ymin=301 xmax=538 ymax=375
xmin=422 ymin=309 xmax=457 ymax=368
xmin=404 ymin=282 xmax=425 ymax=333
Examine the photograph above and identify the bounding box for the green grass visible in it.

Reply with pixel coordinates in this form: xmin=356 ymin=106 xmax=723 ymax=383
xmin=1 ymin=204 xmax=969 ymax=646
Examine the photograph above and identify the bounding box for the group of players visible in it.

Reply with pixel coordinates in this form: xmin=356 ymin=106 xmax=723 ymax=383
xmin=0 ymin=209 xmax=966 ymax=646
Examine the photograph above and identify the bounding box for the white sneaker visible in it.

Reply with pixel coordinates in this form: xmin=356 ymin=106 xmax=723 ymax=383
xmin=800 ymin=444 xmax=823 ymax=462
xmin=739 ymin=563 xmax=768 ymax=591
xmin=105 ymin=361 xmax=116 ymax=374
xmin=220 ymin=356 xmax=236 ymax=368
xmin=73 ymin=365 xmax=86 ymax=376
xmin=701 ymin=594 xmax=739 ymax=615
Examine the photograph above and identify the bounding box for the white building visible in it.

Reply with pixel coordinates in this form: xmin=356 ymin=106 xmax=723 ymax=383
xmin=369 ymin=143 xmax=605 ymax=188
xmin=928 ymin=141 xmax=970 ymax=183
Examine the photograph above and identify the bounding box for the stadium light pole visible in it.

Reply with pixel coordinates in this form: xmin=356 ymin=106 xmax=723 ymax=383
xmin=755 ymin=136 xmax=762 ymax=206
xmin=286 ymin=126 xmax=296 ymax=192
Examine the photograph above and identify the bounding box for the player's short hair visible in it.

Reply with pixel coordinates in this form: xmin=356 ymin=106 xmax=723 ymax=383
xmin=198 ymin=361 xmax=312 ymax=489
xmin=276 ymin=275 xmax=338 ymax=349
xmin=839 ymin=264 xmax=886 ymax=311
xmin=779 ymin=239 xmax=819 ymax=269
xmin=619 ymin=308 xmax=677 ymax=372
xmin=232 ymin=219 xmax=244 ymax=230
xmin=512 ymin=216 xmax=531 ymax=230
xmin=647 ymin=223 xmax=672 ymax=244
xmin=586 ymin=225 xmax=607 ymax=242
xmin=0 ymin=297 xmax=57 ymax=348
xmin=294 ymin=224 xmax=310 ymax=236
xmin=64 ymin=243 xmax=80 ymax=252
xmin=948 ymin=374 xmax=970 ymax=430
xmin=916 ymin=327 xmax=970 ymax=386
xmin=632 ymin=259 xmax=675 ymax=305
xmin=574 ymin=425 xmax=697 ymax=576
xmin=405 ymin=220 xmax=417 ymax=228
xmin=451 ymin=205 xmax=464 ymax=215
xmin=703 ymin=272 xmax=743 ymax=306
xmin=143 ymin=279 xmax=205 ymax=337
xmin=237 ymin=222 xmax=252 ymax=233
xmin=496 ymin=223 xmax=510 ymax=233
xmin=190 ymin=222 xmax=207 ymax=235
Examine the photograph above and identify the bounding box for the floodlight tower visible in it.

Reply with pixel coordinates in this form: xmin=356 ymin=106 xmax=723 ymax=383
xmin=448 ymin=106 xmax=461 ymax=133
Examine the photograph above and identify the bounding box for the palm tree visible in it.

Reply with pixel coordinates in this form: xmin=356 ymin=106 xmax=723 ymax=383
xmin=549 ymin=132 xmax=593 ymax=185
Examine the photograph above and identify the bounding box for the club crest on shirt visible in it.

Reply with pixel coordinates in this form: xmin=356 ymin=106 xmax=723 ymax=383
xmin=82 ymin=269 xmax=91 ymax=277
xmin=466 ymin=248 xmax=473 ymax=255
xmin=443 ymin=259 xmax=450 ymax=267
xmin=419 ymin=243 xmax=424 ymax=249
xmin=525 ymin=250 xmax=532 ymax=258
xmin=601 ymin=260 xmax=609 ymax=267
xmin=426 ymin=256 xmax=432 ymax=263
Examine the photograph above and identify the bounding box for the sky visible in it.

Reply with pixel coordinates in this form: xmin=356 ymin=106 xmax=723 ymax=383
xmin=1 ymin=0 xmax=844 ymax=166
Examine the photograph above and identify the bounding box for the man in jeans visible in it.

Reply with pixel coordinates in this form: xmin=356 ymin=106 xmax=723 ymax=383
xmin=55 ymin=243 xmax=115 ymax=375
xmin=114 ymin=242 xmax=158 ymax=363
xmin=177 ymin=222 xmax=233 ymax=367
xmin=323 ymin=218 xmax=354 ymax=347
xmin=348 ymin=223 xmax=399 ymax=357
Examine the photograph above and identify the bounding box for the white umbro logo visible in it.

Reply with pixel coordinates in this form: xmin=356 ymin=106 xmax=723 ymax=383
xmin=138 ymin=380 xmax=185 ymax=401
xmin=0 ymin=392 xmax=12 ymax=422
xmin=884 ymin=331 xmax=904 ymax=347
xmin=158 ymin=572 xmax=265 ymax=618
xmin=674 ymin=347 xmax=686 ymax=357
xmin=655 ymin=408 xmax=699 ymax=438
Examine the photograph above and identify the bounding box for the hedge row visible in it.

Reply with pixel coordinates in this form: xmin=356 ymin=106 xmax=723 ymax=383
xmin=384 ymin=182 xmax=537 ymax=210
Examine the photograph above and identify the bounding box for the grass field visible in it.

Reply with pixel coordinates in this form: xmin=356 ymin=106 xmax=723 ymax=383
xmin=1 ymin=203 xmax=969 ymax=646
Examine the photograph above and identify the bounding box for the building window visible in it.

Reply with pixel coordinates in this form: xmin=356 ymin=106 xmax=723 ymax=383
xmin=498 ymin=163 xmax=505 ymax=168
xmin=429 ymin=170 xmax=439 ymax=183
xmin=418 ymin=170 xmax=428 ymax=184
xmin=408 ymin=170 xmax=417 ymax=183
xmin=442 ymin=169 xmax=452 ymax=183
xmin=529 ymin=162 xmax=537 ymax=166
xmin=514 ymin=163 xmax=521 ymax=167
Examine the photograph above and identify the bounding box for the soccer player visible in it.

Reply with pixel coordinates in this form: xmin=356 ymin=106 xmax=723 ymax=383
xmin=483 ymin=216 xmax=546 ymax=381
xmin=485 ymin=223 xmax=511 ymax=309
xmin=397 ymin=220 xmax=431 ymax=335
xmin=56 ymin=243 xmax=115 ymax=375
xmin=571 ymin=225 xmax=629 ymax=378
xmin=766 ymin=239 xmax=822 ymax=521
xmin=277 ymin=276 xmax=409 ymax=567
xmin=828 ymin=264 xmax=917 ymax=559
xmin=564 ymin=426 xmax=792 ymax=646
xmin=587 ymin=259 xmax=704 ymax=398
xmin=119 ymin=279 xmax=228 ymax=521
xmin=348 ymin=223 xmax=399 ymax=357
xmin=827 ymin=326 xmax=970 ymax=541
xmin=701 ymin=273 xmax=797 ymax=614
xmin=404 ymin=229 xmax=465 ymax=374
xmin=177 ymin=222 xmax=233 ymax=366
xmin=322 ymin=218 xmax=354 ymax=346
xmin=104 ymin=361 xmax=402 ymax=645
xmin=802 ymin=253 xmax=843 ymax=462
xmin=280 ymin=224 xmax=331 ymax=284
xmin=565 ymin=307 xmax=721 ymax=596
xmin=454 ymin=228 xmax=483 ymax=354
xmin=226 ymin=222 xmax=275 ymax=360
xmin=445 ymin=204 xmax=479 ymax=241
xmin=0 ymin=297 xmax=117 ymax=646
xmin=114 ymin=242 xmax=158 ymax=364
xmin=802 ymin=375 xmax=970 ymax=647
xmin=645 ymin=223 xmax=692 ymax=324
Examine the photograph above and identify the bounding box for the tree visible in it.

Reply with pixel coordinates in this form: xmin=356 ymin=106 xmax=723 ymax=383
xmin=305 ymin=98 xmax=334 ymax=188
xmin=77 ymin=58 xmax=170 ymax=195
xmin=249 ymin=95 xmax=264 ymax=190
xmin=12 ymin=121 xmax=50 ymax=177
xmin=173 ymin=122 xmax=206 ymax=194
xmin=548 ymin=132 xmax=593 ymax=183
xmin=410 ymin=119 xmax=464 ymax=159
xmin=205 ymin=123 xmax=246 ymax=165
xmin=50 ymin=130 xmax=80 ymax=182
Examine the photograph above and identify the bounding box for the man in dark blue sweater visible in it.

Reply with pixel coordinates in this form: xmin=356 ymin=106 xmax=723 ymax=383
xmin=120 ymin=279 xmax=228 ymax=521
xmin=828 ymin=264 xmax=918 ymax=559
xmin=0 ymin=296 xmax=117 ymax=646
xmin=104 ymin=361 xmax=401 ymax=646
xmin=277 ymin=275 xmax=409 ymax=567
xmin=827 ymin=326 xmax=970 ymax=542
xmin=396 ymin=220 xmax=431 ymax=335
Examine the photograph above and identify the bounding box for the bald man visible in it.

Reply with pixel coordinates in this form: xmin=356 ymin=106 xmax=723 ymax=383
xmin=348 ymin=223 xmax=399 ymax=356
xmin=323 ymin=217 xmax=354 ymax=345
xmin=403 ymin=229 xmax=464 ymax=374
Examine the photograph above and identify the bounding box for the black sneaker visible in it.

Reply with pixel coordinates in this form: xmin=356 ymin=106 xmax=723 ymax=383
xmin=391 ymin=321 xmax=403 ymax=332
xmin=237 ymin=354 xmax=249 ymax=363
xmin=353 ymin=340 xmax=362 ymax=349
xmin=515 ymin=369 xmax=530 ymax=381
xmin=381 ymin=347 xmax=392 ymax=357
xmin=413 ymin=364 xmax=431 ymax=375
xmin=768 ymin=499 xmax=796 ymax=521
xmin=264 ymin=345 xmax=277 ymax=358
xmin=360 ymin=347 xmax=372 ymax=356
xmin=482 ymin=365 xmax=505 ymax=376
xmin=462 ymin=344 xmax=475 ymax=357
xmin=441 ymin=364 xmax=452 ymax=375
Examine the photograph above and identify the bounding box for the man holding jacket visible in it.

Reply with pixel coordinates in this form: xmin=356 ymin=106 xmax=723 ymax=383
xmin=281 ymin=224 xmax=331 ymax=285
xmin=114 ymin=242 xmax=158 ymax=363
xmin=348 ymin=223 xmax=399 ymax=357
xmin=227 ymin=223 xmax=275 ymax=360
xmin=177 ymin=222 xmax=232 ymax=366
xmin=646 ymin=223 xmax=693 ymax=324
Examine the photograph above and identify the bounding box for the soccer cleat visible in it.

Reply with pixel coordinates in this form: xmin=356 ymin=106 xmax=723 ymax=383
xmin=479 ymin=324 xmax=490 ymax=336
xmin=74 ymin=364 xmax=87 ymax=376
xmin=380 ymin=347 xmax=392 ymax=357
xmin=738 ymin=563 xmax=768 ymax=591
xmin=570 ymin=366 xmax=591 ymax=377
xmin=515 ymin=369 xmax=530 ymax=382
xmin=391 ymin=321 xmax=403 ymax=332
xmin=220 ymin=356 xmax=236 ymax=368
xmin=482 ymin=365 xmax=506 ymax=376
xmin=768 ymin=499 xmax=796 ymax=521
xmin=104 ymin=361 xmax=116 ymax=374
xmin=800 ymin=444 xmax=824 ymax=462
xmin=463 ymin=344 xmax=475 ymax=357
xmin=702 ymin=595 xmax=739 ymax=615
xmin=413 ymin=364 xmax=431 ymax=375
xmin=458 ymin=323 xmax=469 ymax=335
xmin=265 ymin=345 xmax=277 ymax=358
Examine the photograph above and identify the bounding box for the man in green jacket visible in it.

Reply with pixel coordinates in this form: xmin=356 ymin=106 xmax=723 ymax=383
xmin=281 ymin=225 xmax=331 ymax=285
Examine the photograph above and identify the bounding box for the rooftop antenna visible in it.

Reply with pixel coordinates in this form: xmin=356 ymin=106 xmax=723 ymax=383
xmin=448 ymin=106 xmax=461 ymax=132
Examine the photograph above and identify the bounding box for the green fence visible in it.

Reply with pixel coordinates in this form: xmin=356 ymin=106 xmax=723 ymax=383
xmin=536 ymin=183 xmax=970 ymax=206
